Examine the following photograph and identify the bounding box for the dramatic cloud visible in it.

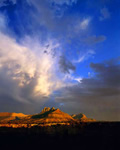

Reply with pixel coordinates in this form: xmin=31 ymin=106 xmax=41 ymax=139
xmin=0 ymin=31 xmax=66 ymax=100
xmin=55 ymin=58 xmax=120 ymax=121
xmin=59 ymin=55 xmax=76 ymax=74
xmin=0 ymin=0 xmax=119 ymax=121
xmin=0 ymin=31 xmax=77 ymax=113
xmin=100 ymin=7 xmax=110 ymax=21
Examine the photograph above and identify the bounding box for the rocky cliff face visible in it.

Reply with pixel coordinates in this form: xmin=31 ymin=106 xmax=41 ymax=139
xmin=40 ymin=107 xmax=56 ymax=114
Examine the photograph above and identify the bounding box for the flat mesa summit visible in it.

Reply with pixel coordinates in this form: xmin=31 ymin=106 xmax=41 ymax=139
xmin=0 ymin=107 xmax=95 ymax=127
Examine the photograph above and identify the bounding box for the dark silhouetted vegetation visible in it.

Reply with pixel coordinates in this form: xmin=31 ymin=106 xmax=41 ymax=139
xmin=0 ymin=122 xmax=120 ymax=150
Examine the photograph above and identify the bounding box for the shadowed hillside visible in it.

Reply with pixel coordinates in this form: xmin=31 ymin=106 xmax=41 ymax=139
xmin=71 ymin=113 xmax=96 ymax=122
xmin=0 ymin=112 xmax=28 ymax=122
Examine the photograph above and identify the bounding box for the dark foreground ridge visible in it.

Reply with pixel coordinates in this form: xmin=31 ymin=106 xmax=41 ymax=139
xmin=0 ymin=122 xmax=120 ymax=150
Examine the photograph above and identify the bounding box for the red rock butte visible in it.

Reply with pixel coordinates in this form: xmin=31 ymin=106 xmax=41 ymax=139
xmin=0 ymin=107 xmax=95 ymax=127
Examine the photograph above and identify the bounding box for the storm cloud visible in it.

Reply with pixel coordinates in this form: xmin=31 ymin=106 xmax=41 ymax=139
xmin=55 ymin=58 xmax=120 ymax=121
xmin=0 ymin=0 xmax=119 ymax=121
xmin=59 ymin=55 xmax=76 ymax=73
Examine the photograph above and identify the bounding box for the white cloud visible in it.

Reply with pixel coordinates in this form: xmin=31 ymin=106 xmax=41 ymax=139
xmin=75 ymin=18 xmax=91 ymax=32
xmin=80 ymin=18 xmax=91 ymax=30
xmin=0 ymin=32 xmax=65 ymax=98
xmin=0 ymin=12 xmax=79 ymax=103
xmin=64 ymin=74 xmax=82 ymax=83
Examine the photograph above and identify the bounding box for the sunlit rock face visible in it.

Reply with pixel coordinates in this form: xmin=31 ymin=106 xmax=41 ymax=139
xmin=0 ymin=108 xmax=96 ymax=128
xmin=0 ymin=112 xmax=28 ymax=122
xmin=71 ymin=113 xmax=96 ymax=122
xmin=41 ymin=107 xmax=51 ymax=113
xmin=0 ymin=107 xmax=76 ymax=126
xmin=40 ymin=107 xmax=56 ymax=113
xmin=21 ymin=107 xmax=76 ymax=125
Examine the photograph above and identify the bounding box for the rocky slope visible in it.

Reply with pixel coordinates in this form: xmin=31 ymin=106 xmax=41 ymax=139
xmin=0 ymin=108 xmax=96 ymax=127
xmin=14 ymin=107 xmax=76 ymax=125
xmin=71 ymin=113 xmax=96 ymax=122
xmin=0 ymin=112 xmax=28 ymax=122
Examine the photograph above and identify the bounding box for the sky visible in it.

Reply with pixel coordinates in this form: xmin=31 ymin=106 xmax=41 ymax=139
xmin=0 ymin=0 xmax=120 ymax=121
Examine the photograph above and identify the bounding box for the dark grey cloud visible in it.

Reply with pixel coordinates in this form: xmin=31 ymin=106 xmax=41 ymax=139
xmin=90 ymin=61 xmax=120 ymax=88
xmin=55 ymin=57 xmax=120 ymax=121
xmin=83 ymin=35 xmax=106 ymax=45
xmin=0 ymin=55 xmax=120 ymax=121
xmin=59 ymin=55 xmax=76 ymax=73
xmin=0 ymin=66 xmax=49 ymax=114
